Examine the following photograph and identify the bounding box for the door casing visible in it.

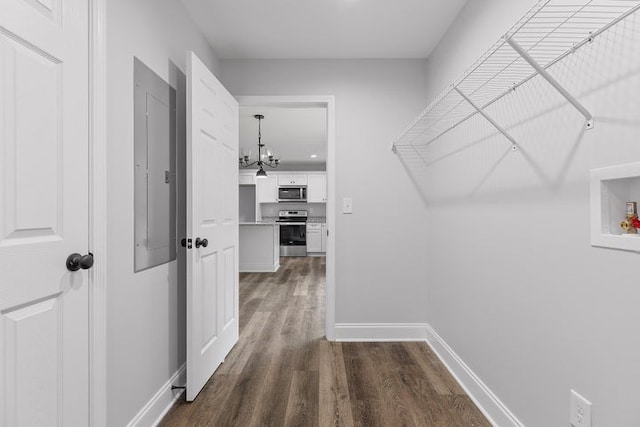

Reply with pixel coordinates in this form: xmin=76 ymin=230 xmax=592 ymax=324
xmin=88 ymin=0 xmax=108 ymax=425
xmin=235 ymin=95 xmax=336 ymax=340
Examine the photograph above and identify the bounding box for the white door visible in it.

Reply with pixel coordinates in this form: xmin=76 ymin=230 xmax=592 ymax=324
xmin=0 ymin=0 xmax=90 ymax=425
xmin=186 ymin=52 xmax=239 ymax=401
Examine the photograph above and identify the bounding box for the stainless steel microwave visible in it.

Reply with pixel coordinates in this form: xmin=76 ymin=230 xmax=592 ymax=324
xmin=278 ymin=186 xmax=307 ymax=202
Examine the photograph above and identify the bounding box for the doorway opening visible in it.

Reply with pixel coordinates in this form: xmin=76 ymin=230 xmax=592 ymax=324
xmin=236 ymin=96 xmax=336 ymax=340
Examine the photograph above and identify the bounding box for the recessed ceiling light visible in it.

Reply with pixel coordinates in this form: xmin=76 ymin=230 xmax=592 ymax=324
xmin=310 ymin=154 xmax=317 ymax=158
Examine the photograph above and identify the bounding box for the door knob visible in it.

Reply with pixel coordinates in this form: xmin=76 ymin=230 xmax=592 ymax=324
xmin=66 ymin=253 xmax=94 ymax=271
xmin=195 ymin=238 xmax=208 ymax=248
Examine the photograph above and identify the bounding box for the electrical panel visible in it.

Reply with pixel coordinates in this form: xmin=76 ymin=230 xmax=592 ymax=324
xmin=134 ymin=58 xmax=177 ymax=271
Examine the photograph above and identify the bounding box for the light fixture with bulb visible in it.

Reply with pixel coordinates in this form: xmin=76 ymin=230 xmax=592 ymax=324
xmin=239 ymin=114 xmax=280 ymax=178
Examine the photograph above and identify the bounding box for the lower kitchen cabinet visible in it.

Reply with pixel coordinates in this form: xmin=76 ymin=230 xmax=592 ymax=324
xmin=239 ymin=223 xmax=280 ymax=272
xmin=307 ymin=223 xmax=326 ymax=254
xmin=306 ymin=223 xmax=322 ymax=253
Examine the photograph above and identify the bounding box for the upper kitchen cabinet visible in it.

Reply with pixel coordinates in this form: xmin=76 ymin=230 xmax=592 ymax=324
xmin=239 ymin=171 xmax=256 ymax=185
xmin=307 ymin=173 xmax=327 ymax=203
xmin=278 ymin=174 xmax=307 ymax=186
xmin=256 ymin=175 xmax=278 ymax=203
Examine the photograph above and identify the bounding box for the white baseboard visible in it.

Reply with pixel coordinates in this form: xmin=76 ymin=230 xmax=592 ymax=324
xmin=425 ymin=324 xmax=524 ymax=427
xmin=334 ymin=323 xmax=428 ymax=341
xmin=126 ymin=364 xmax=186 ymax=427
xmin=239 ymin=263 xmax=280 ymax=273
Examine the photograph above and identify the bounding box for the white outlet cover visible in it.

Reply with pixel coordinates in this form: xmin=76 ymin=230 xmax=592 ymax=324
xmin=570 ymin=389 xmax=592 ymax=427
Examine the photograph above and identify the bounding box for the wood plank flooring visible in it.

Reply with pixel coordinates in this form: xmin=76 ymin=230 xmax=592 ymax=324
xmin=160 ymin=257 xmax=491 ymax=427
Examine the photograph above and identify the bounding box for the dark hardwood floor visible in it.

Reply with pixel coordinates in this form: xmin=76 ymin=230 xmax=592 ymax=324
xmin=160 ymin=256 xmax=491 ymax=427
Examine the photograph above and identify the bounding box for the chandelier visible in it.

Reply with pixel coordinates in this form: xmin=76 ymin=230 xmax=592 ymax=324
xmin=239 ymin=114 xmax=280 ymax=178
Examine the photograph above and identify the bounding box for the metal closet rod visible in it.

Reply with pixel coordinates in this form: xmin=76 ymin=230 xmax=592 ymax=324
xmin=392 ymin=2 xmax=640 ymax=150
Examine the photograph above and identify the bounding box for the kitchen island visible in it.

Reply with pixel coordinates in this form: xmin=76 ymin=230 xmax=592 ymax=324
xmin=239 ymin=222 xmax=280 ymax=272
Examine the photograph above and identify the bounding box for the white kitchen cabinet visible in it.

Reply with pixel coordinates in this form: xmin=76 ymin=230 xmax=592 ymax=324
xmin=321 ymin=223 xmax=327 ymax=253
xmin=239 ymin=223 xmax=280 ymax=272
xmin=256 ymin=175 xmax=278 ymax=203
xmin=278 ymin=174 xmax=307 ymax=186
xmin=239 ymin=172 xmax=256 ymax=185
xmin=307 ymin=173 xmax=327 ymax=203
xmin=306 ymin=223 xmax=322 ymax=252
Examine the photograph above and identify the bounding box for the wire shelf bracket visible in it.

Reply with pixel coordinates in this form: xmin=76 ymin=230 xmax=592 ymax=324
xmin=506 ymin=37 xmax=594 ymax=130
xmin=453 ymin=86 xmax=519 ymax=150
xmin=391 ymin=0 xmax=640 ymax=152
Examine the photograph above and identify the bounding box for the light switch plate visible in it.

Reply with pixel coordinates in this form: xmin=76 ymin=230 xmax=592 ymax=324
xmin=570 ymin=389 xmax=592 ymax=427
xmin=343 ymin=197 xmax=353 ymax=214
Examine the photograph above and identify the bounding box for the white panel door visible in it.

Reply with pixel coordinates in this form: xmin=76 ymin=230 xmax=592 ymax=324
xmin=186 ymin=51 xmax=239 ymax=401
xmin=0 ymin=0 xmax=90 ymax=426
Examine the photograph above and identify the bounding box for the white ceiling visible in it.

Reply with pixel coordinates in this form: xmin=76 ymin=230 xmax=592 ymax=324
xmin=181 ymin=0 xmax=468 ymax=59
xmin=239 ymin=107 xmax=327 ymax=168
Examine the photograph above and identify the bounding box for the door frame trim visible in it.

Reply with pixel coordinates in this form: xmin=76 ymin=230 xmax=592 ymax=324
xmin=89 ymin=0 xmax=108 ymax=425
xmin=235 ymin=95 xmax=337 ymax=340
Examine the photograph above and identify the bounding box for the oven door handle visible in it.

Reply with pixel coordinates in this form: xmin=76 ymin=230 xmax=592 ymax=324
xmin=277 ymin=222 xmax=306 ymax=225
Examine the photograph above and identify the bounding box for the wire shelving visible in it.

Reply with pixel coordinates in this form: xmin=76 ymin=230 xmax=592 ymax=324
xmin=391 ymin=0 xmax=640 ymax=151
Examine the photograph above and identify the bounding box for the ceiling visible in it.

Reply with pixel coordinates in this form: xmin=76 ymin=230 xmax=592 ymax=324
xmin=181 ymin=0 xmax=468 ymax=59
xmin=239 ymin=107 xmax=327 ymax=170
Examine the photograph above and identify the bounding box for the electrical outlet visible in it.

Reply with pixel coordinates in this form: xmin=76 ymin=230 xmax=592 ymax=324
xmin=570 ymin=389 xmax=592 ymax=427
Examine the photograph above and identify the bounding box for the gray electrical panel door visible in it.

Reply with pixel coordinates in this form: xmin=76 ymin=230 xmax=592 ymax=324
xmin=134 ymin=58 xmax=176 ymax=271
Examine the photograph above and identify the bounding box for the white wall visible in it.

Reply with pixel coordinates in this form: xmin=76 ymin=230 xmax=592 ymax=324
xmin=415 ymin=1 xmax=640 ymax=425
xmin=106 ymin=0 xmax=219 ymax=425
xmin=221 ymin=60 xmax=431 ymax=325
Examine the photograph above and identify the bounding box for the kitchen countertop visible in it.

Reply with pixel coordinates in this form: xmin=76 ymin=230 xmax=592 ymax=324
xmin=259 ymin=217 xmax=326 ymax=224
xmin=306 ymin=218 xmax=326 ymax=223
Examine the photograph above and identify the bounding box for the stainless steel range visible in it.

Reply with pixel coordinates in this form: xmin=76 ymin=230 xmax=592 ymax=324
xmin=277 ymin=210 xmax=307 ymax=257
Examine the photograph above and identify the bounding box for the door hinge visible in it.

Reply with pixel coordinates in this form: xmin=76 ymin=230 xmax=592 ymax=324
xmin=181 ymin=238 xmax=192 ymax=249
